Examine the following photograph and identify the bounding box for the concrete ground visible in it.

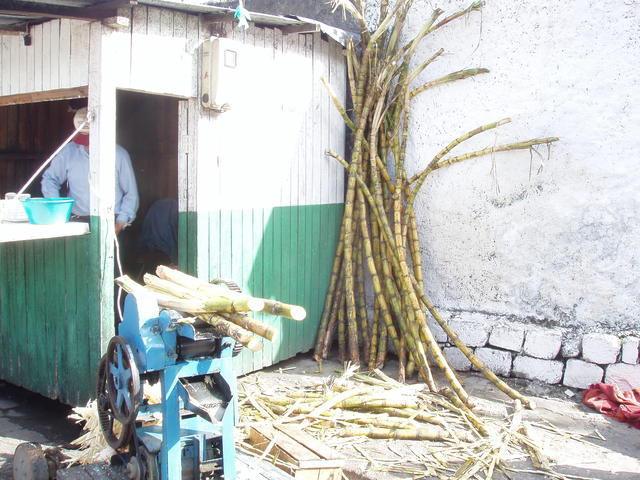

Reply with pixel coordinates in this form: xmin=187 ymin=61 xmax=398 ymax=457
xmin=243 ymin=355 xmax=640 ymax=480
xmin=1 ymin=353 xmax=639 ymax=479
xmin=0 ymin=381 xmax=82 ymax=479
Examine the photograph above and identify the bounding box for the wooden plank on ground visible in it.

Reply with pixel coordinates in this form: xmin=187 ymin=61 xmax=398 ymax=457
xmin=236 ymin=450 xmax=293 ymax=480
xmin=248 ymin=424 xmax=343 ymax=480
xmin=273 ymin=424 xmax=344 ymax=462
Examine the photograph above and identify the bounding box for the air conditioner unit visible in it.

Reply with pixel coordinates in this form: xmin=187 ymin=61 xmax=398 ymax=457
xmin=201 ymin=37 xmax=244 ymax=111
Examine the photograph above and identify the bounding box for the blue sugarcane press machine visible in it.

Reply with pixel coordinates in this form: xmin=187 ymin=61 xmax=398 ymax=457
xmin=97 ymin=290 xmax=239 ymax=480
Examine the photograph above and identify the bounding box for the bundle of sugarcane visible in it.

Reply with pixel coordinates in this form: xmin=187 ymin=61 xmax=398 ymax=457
xmin=115 ymin=266 xmax=306 ymax=352
xmin=314 ymin=0 xmax=558 ymax=409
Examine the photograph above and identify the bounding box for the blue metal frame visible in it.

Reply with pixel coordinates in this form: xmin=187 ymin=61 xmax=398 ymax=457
xmin=116 ymin=293 xmax=237 ymax=480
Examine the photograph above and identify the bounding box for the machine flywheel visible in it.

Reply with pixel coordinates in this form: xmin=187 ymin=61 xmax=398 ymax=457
xmin=105 ymin=335 xmax=141 ymax=425
xmin=96 ymin=354 xmax=133 ymax=450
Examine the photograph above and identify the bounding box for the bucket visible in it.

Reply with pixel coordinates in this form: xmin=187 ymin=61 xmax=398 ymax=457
xmin=21 ymin=197 xmax=75 ymax=225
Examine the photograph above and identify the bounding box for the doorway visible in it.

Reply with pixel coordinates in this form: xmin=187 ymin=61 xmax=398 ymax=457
xmin=116 ymin=90 xmax=179 ymax=279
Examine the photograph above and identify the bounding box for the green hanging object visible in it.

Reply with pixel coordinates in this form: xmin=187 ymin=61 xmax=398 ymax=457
xmin=234 ymin=1 xmax=251 ymax=30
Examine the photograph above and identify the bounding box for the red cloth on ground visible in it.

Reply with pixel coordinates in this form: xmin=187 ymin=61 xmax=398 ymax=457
xmin=583 ymin=382 xmax=640 ymax=429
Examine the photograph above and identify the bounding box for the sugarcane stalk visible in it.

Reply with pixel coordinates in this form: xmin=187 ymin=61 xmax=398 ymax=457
xmin=373 ymin=407 xmax=443 ymax=426
xmin=368 ymin=302 xmax=379 ymax=369
xmin=435 ymin=137 xmax=560 ymax=170
xmin=155 ymin=266 xmax=266 ymax=312
xmin=397 ymin=335 xmax=406 ymax=385
xmin=320 ymin=77 xmax=355 ymax=132
xmin=441 ymin=391 xmax=488 ymax=437
xmin=337 ymin=296 xmax=347 ymax=362
xmin=354 ymin=232 xmax=370 ymax=361
xmin=409 ymin=118 xmax=512 ymax=205
xmin=410 ymin=68 xmax=490 ymax=98
xmin=407 ymin=207 xmax=424 ymax=291
xmin=220 ymin=312 xmax=278 ymax=342
xmin=433 ymin=1 xmax=484 ymax=31
xmin=261 ymin=299 xmax=306 ymax=321
xmin=349 ymin=416 xmax=416 ymax=430
xmin=341 ymin=92 xmax=377 ymax=367
xmin=201 ymin=314 xmax=262 ymax=352
xmin=116 ymin=275 xmax=210 ymax=313
xmin=406 ymin=360 xmax=416 ymax=379
xmin=142 ymin=273 xmax=207 ymax=300
xmin=115 ymin=275 xmax=150 ymax=295
xmin=375 ymin=316 xmax=388 ymax=368
xmin=314 ymin=227 xmax=345 ymax=360
xmin=338 ymin=425 xmax=470 ymax=442
xmin=258 ymin=396 xmax=322 ymax=407
xmin=340 ymin=397 xmax=419 ymax=409
xmin=321 ymin=279 xmax=344 ymax=359
xmin=413 ymin=278 xmax=535 ymax=409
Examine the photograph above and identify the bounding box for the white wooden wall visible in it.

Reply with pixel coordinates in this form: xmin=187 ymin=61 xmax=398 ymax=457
xmin=0 ymin=19 xmax=94 ymax=96
xmin=194 ymin=22 xmax=346 ymax=213
xmin=0 ymin=8 xmax=199 ymax=98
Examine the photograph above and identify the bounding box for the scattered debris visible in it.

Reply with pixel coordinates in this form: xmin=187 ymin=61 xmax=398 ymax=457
xmin=238 ymin=366 xmax=570 ymax=479
xmin=65 ymin=400 xmax=115 ymax=466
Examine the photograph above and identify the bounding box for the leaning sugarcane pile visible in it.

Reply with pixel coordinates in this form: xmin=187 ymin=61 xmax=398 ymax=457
xmin=238 ymin=367 xmax=565 ymax=479
xmin=115 ymin=266 xmax=306 ymax=351
xmin=314 ymin=0 xmax=558 ymax=408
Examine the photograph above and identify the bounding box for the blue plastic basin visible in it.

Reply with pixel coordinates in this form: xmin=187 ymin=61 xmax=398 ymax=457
xmin=22 ymin=197 xmax=75 ymax=225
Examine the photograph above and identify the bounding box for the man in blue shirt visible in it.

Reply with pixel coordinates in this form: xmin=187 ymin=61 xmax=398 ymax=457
xmin=41 ymin=107 xmax=139 ymax=234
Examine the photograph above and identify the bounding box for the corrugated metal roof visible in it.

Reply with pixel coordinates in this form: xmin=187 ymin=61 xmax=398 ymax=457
xmin=0 ymin=0 xmax=353 ymax=45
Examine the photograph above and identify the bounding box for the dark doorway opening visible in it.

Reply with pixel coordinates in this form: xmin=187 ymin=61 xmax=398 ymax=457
xmin=116 ymin=90 xmax=180 ymax=279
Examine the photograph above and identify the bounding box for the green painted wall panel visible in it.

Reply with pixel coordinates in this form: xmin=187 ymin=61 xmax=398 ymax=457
xmin=0 ymin=218 xmax=109 ymax=405
xmin=179 ymin=211 xmax=198 ymax=275
xmin=201 ymin=203 xmax=343 ymax=376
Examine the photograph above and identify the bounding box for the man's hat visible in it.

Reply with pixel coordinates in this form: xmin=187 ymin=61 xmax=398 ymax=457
xmin=73 ymin=107 xmax=90 ymax=134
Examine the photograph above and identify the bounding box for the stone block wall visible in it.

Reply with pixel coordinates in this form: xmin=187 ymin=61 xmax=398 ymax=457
xmin=437 ymin=312 xmax=640 ymax=391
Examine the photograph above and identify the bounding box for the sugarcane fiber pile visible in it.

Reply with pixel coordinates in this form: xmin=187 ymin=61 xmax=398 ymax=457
xmin=115 ymin=265 xmax=306 ymax=352
xmin=314 ymin=0 xmax=558 ymax=411
xmin=237 ymin=366 xmax=575 ymax=480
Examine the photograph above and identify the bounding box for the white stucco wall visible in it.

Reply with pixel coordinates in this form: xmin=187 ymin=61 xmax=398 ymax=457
xmin=403 ymin=0 xmax=640 ymax=334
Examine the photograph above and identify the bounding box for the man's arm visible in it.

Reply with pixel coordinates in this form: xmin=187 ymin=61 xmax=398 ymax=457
xmin=115 ymin=146 xmax=139 ymax=227
xmin=41 ymin=152 xmax=67 ymax=198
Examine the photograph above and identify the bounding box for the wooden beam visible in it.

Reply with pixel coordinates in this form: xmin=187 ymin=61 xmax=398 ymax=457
xmin=82 ymin=0 xmax=137 ymax=18
xmin=102 ymin=15 xmax=130 ymax=30
xmin=0 ymin=8 xmax=103 ymax=22
xmin=202 ymin=12 xmax=234 ymax=24
xmin=0 ymin=86 xmax=88 ymax=107
xmin=0 ymin=0 xmax=135 ymax=22
xmin=0 ymin=28 xmax=24 ymax=36
xmin=279 ymin=23 xmax=320 ymax=35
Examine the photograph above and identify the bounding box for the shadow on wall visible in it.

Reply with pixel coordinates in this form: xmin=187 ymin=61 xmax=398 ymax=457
xmin=207 ymin=203 xmax=343 ymax=373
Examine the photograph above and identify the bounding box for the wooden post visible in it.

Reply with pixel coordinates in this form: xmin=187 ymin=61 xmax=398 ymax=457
xmin=89 ymin=20 xmax=117 ymax=355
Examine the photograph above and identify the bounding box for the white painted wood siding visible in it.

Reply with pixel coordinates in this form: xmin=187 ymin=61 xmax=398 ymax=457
xmin=200 ymin=24 xmax=346 ymax=211
xmin=0 ymin=19 xmax=91 ymax=96
xmin=0 ymin=7 xmax=196 ymax=98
